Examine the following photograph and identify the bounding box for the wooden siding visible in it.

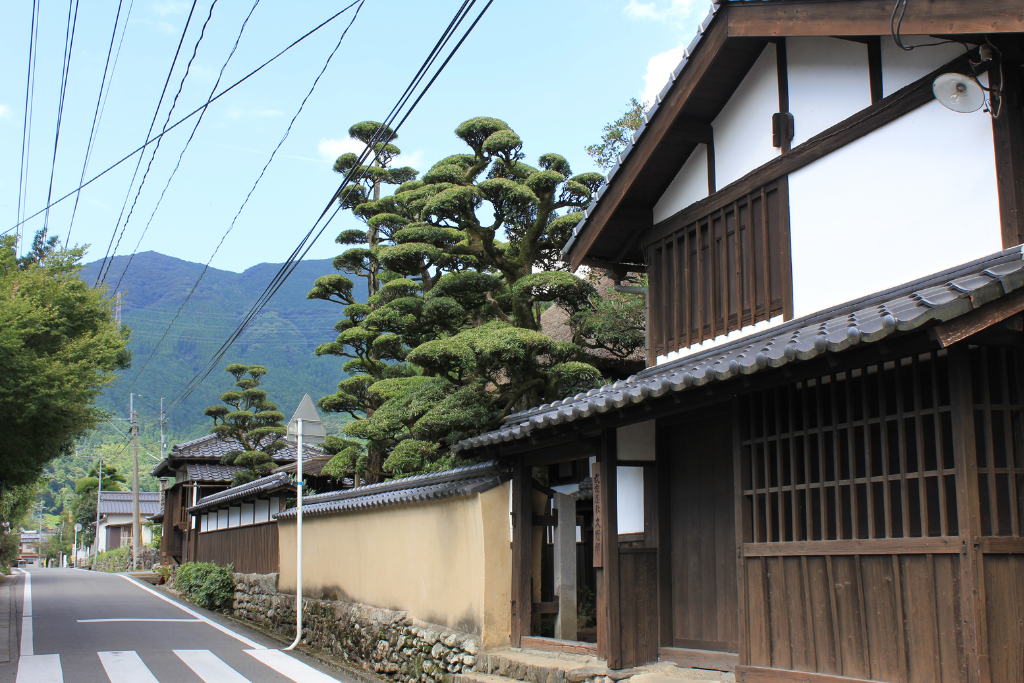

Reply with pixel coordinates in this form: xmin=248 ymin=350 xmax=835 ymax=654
xmin=646 ymin=178 xmax=791 ymax=358
xmin=192 ymin=522 xmax=279 ymax=575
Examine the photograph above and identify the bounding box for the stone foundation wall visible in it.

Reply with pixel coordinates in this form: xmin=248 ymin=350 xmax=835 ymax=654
xmin=233 ymin=572 xmax=481 ymax=683
xmin=93 ymin=546 xmax=159 ymax=572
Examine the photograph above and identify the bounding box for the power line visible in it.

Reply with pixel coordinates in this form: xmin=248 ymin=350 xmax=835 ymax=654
xmin=118 ymin=0 xmax=362 ymax=405
xmin=96 ymin=0 xmax=201 ymax=287
xmin=111 ymin=0 xmax=259 ymax=293
xmin=16 ymin=0 xmax=42 ymax=254
xmin=66 ymin=0 xmax=132 ymax=249
xmin=166 ymin=0 xmax=494 ymax=415
xmin=42 ymin=0 xmax=81 ymax=236
xmin=6 ymin=4 xmax=361 ymax=239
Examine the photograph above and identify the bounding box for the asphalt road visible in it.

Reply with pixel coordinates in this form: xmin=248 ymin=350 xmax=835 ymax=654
xmin=0 ymin=567 xmax=358 ymax=683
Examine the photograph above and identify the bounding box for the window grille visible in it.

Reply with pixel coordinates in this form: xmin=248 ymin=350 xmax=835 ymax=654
xmin=741 ymin=350 xmax=957 ymax=542
xmin=969 ymin=345 xmax=1024 ymax=537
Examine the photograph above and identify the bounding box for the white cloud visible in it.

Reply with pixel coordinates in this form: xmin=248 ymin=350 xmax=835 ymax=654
xmin=151 ymin=1 xmax=189 ymax=16
xmin=317 ymin=138 xmax=426 ymax=172
xmin=0 ymin=104 xmax=9 ymax=118
xmin=641 ymin=45 xmax=686 ymax=105
xmin=624 ymin=0 xmax=694 ymax=23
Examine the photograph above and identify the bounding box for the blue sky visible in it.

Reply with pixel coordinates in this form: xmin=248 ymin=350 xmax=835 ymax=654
xmin=0 ymin=0 xmax=705 ymax=274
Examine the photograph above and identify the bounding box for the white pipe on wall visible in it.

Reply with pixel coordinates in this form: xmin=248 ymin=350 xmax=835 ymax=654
xmin=284 ymin=419 xmax=304 ymax=651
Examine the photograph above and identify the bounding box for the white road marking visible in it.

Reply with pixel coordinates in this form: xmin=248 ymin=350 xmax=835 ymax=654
xmin=15 ymin=654 xmax=62 ymax=683
xmin=98 ymin=651 xmax=160 ymax=683
xmin=245 ymin=649 xmax=340 ymax=682
xmin=78 ymin=618 xmax=203 ymax=623
xmin=18 ymin=570 xmax=32 ymax=656
xmin=175 ymin=649 xmax=252 ymax=682
xmin=117 ymin=575 xmax=265 ymax=649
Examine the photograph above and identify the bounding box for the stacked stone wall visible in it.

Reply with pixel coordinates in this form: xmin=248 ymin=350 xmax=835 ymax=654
xmin=232 ymin=572 xmax=480 ymax=683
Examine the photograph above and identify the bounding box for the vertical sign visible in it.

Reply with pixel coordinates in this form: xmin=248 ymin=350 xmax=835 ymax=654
xmin=592 ymin=462 xmax=603 ymax=567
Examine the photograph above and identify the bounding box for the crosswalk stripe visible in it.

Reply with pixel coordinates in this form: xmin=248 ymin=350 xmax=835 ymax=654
xmin=98 ymin=651 xmax=159 ymax=683
xmin=174 ymin=650 xmax=251 ymax=683
xmin=245 ymin=649 xmax=340 ymax=682
xmin=15 ymin=654 xmax=62 ymax=683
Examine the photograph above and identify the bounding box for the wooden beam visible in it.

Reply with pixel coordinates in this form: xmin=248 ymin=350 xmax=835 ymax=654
xmin=568 ymin=14 xmax=733 ymax=269
xmin=931 ymin=287 xmax=1024 ymax=347
xmin=510 ymin=459 xmax=533 ymax=647
xmin=742 ymin=536 xmax=962 ymax=556
xmin=991 ymin=52 xmax=1024 ymax=248
xmin=736 ymin=664 xmax=895 ymax=683
xmin=659 ymin=646 xmax=738 ymax=672
xmin=727 ymin=0 xmax=1024 ymax=38
xmin=646 ymin=51 xmax=982 ymax=246
xmin=520 ymin=636 xmax=597 ymax=656
xmin=667 ymin=119 xmax=714 ymax=144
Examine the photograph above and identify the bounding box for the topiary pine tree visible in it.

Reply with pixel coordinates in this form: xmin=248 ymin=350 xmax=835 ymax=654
xmin=203 ymin=364 xmax=286 ymax=486
xmin=313 ymin=116 xmax=620 ymax=478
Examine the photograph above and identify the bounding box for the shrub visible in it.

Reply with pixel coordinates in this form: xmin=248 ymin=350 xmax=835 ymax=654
xmin=93 ymin=546 xmax=131 ymax=572
xmin=175 ymin=562 xmax=235 ymax=610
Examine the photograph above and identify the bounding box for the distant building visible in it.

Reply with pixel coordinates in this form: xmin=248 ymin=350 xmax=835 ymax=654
xmin=94 ymin=491 xmax=162 ymax=553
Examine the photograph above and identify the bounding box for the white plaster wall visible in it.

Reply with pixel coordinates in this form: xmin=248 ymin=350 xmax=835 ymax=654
xmin=788 ymin=100 xmax=1001 ymax=317
xmin=616 ymin=466 xmax=645 ymax=535
xmin=882 ymin=36 xmax=968 ymax=96
xmin=787 ymin=37 xmax=872 ymax=147
xmin=653 ymin=144 xmax=709 ymax=223
xmin=713 ymin=43 xmax=780 ymax=188
xmin=617 ymin=420 xmax=656 ymax=461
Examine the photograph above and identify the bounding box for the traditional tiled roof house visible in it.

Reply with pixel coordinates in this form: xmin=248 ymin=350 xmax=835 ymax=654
xmin=152 ymin=434 xmax=322 ymax=565
xmin=455 ymin=2 xmax=1024 ymax=682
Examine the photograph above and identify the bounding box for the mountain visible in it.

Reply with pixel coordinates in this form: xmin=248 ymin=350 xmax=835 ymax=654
xmin=81 ymin=252 xmax=366 ymax=440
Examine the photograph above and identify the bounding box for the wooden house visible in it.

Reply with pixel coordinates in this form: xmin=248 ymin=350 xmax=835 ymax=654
xmin=454 ymin=3 xmax=1024 ymax=683
xmin=94 ymin=491 xmax=161 ymax=553
xmin=151 ymin=434 xmax=321 ymax=565
xmin=185 ymin=472 xmax=295 ymax=574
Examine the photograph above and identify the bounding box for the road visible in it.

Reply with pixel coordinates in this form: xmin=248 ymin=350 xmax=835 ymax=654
xmin=1 ymin=567 xmax=358 ymax=683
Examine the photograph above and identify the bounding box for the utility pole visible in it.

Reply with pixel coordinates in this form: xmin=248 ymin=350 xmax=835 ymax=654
xmin=95 ymin=451 xmax=103 ymax=556
xmin=131 ymin=393 xmax=140 ymax=571
xmin=159 ymin=398 xmax=167 ymax=457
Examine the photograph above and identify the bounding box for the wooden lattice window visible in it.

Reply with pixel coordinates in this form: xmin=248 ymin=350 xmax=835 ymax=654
xmin=646 ymin=178 xmax=792 ymax=358
xmin=969 ymin=345 xmax=1024 ymax=537
xmin=740 ymin=350 xmax=958 ymax=543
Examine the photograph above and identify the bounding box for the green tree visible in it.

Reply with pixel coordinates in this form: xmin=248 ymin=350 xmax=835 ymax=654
xmin=585 ymin=98 xmax=647 ymax=171
xmin=313 ymin=117 xmax=610 ymax=478
xmin=0 ymin=482 xmax=38 ymax=569
xmin=203 ymin=364 xmax=286 ymax=485
xmin=0 ymin=230 xmax=132 ymax=489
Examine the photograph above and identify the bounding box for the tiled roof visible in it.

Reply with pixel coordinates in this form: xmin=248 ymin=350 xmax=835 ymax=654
xmin=455 ymin=247 xmax=1024 ymax=453
xmin=97 ymin=491 xmax=162 ymax=515
xmin=563 ymin=3 xmax=721 ymax=256
xmin=185 ymin=463 xmax=245 ymax=483
xmin=152 ymin=434 xmax=324 ymax=476
xmin=276 ymin=460 xmax=509 ymax=520
xmin=189 ymin=472 xmax=294 ymax=514
xmin=271 ymin=456 xmax=351 ymax=483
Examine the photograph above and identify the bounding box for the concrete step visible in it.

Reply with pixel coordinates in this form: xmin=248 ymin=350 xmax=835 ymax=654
xmin=468 ymin=650 xmax=734 ymax=683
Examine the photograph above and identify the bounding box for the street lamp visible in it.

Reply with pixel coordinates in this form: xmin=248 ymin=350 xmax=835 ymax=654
xmin=73 ymin=523 xmax=82 ymax=567
xmin=282 ymin=394 xmax=325 ymax=651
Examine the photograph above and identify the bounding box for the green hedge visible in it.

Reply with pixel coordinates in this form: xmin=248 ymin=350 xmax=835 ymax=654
xmin=175 ymin=562 xmax=235 ymax=610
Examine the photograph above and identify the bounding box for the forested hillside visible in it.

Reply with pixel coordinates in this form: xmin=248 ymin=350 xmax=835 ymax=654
xmin=36 ymin=253 xmax=362 ymax=517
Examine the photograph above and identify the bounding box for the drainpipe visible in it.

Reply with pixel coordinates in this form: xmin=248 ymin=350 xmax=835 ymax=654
xmin=284 ymin=418 xmax=304 ymax=650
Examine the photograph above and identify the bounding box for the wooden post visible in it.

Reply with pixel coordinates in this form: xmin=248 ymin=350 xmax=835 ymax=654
xmin=949 ymin=346 xmax=990 ymax=683
xmin=732 ymin=398 xmax=750 ymax=667
xmin=511 ymin=459 xmax=533 ymax=647
xmin=553 ymin=492 xmax=577 ymax=641
xmin=596 ymin=430 xmax=622 ymax=668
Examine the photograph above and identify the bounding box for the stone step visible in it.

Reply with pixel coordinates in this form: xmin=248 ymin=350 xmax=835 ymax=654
xmin=469 ymin=650 xmax=734 ymax=683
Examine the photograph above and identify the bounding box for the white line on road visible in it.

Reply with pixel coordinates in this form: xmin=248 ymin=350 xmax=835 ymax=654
xmin=18 ymin=570 xmax=32 ymax=656
xmin=245 ymin=649 xmax=341 ymax=682
xmin=15 ymin=654 xmax=63 ymax=683
xmin=77 ymin=618 xmax=203 ymax=623
xmin=117 ymin=575 xmax=265 ymax=649
xmin=98 ymin=651 xmax=160 ymax=683
xmin=175 ymin=649 xmax=252 ymax=682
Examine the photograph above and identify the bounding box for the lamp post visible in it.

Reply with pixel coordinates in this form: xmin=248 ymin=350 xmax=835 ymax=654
xmin=73 ymin=523 xmax=82 ymax=567
xmin=282 ymin=394 xmax=325 ymax=651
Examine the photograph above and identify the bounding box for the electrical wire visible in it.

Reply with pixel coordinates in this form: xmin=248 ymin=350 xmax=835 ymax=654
xmin=16 ymin=0 xmax=41 ymax=254
xmin=66 ymin=0 xmax=131 ymax=249
xmin=42 ymin=0 xmax=80 ymax=237
xmin=165 ymin=0 xmax=494 ymax=416
xmin=6 ymin=5 xmax=361 ymax=240
xmin=116 ymin=0 xmax=361 ymax=405
xmin=94 ymin=0 xmax=201 ymax=287
xmin=108 ymin=0 xmax=225 ymax=291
